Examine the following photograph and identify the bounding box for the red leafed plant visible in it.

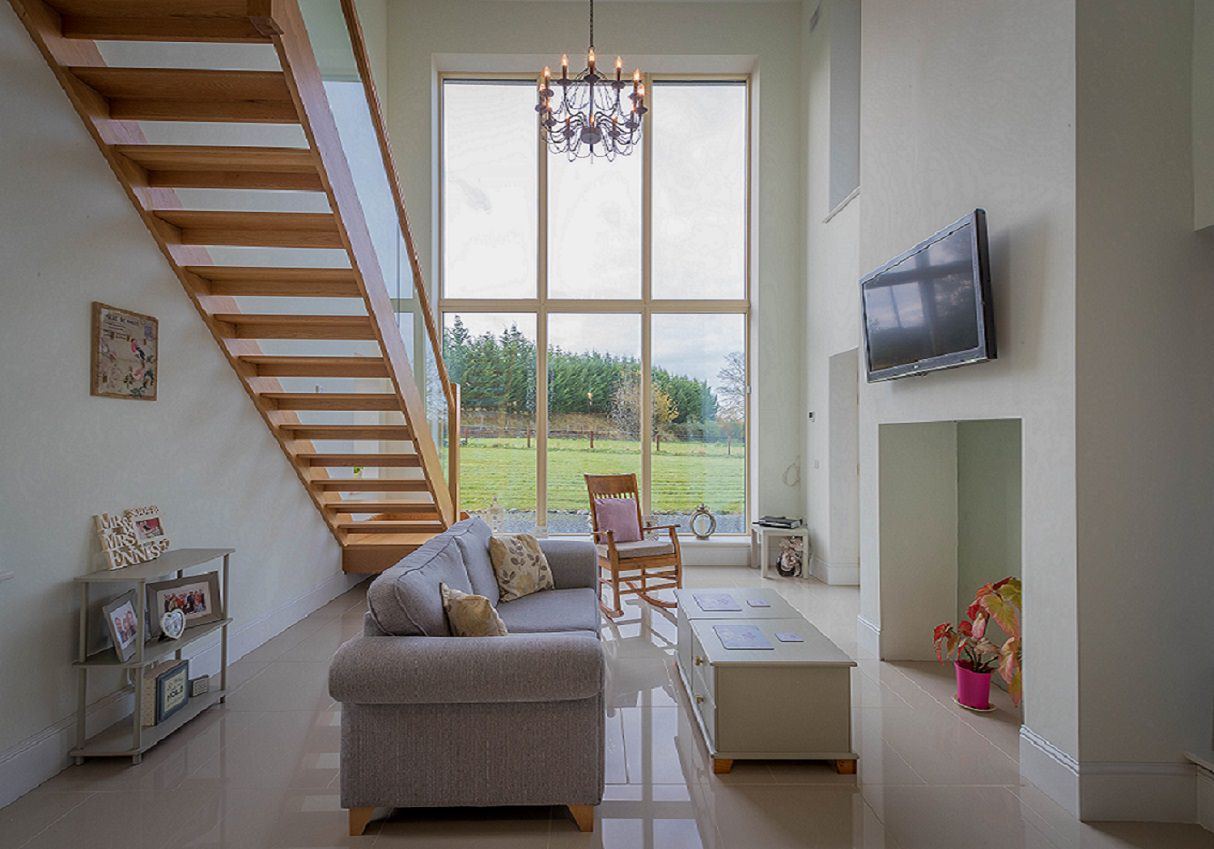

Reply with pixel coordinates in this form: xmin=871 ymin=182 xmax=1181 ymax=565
xmin=933 ymin=577 xmax=1023 ymax=705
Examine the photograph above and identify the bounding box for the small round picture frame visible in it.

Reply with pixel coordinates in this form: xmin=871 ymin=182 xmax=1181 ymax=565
xmin=160 ymin=609 xmax=186 ymax=640
xmin=689 ymin=504 xmax=717 ymax=540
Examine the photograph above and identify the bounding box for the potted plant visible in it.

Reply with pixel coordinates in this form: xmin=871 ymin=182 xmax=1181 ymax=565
xmin=933 ymin=577 xmax=1022 ymax=711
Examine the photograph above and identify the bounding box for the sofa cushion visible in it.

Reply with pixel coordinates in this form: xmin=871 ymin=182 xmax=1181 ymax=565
xmin=367 ymin=536 xmax=473 ymax=636
xmin=452 ymin=519 xmax=499 ymax=605
xmin=496 ymin=588 xmax=601 ymax=634
xmin=596 ymin=539 xmax=675 ymax=560
xmin=489 ymin=533 xmax=555 ymax=602
xmin=441 ymin=582 xmax=508 ymax=637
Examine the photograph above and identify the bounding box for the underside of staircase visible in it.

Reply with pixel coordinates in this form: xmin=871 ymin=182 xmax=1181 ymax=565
xmin=11 ymin=0 xmax=457 ymax=573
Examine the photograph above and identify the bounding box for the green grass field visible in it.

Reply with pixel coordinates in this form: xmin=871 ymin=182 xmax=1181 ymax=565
xmin=457 ymin=436 xmax=745 ymax=512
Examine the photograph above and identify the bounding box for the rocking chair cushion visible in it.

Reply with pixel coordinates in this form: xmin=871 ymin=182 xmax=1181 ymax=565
xmin=596 ymin=539 xmax=675 ymax=560
xmin=594 ymin=497 xmax=642 ymax=543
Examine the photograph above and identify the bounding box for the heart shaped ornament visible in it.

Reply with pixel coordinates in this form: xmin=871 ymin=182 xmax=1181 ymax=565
xmin=160 ymin=609 xmax=186 ymax=640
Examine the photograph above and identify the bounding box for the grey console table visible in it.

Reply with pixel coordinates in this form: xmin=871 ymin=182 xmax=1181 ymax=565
xmin=674 ymin=587 xmax=857 ymax=775
xmin=72 ymin=548 xmax=232 ymax=764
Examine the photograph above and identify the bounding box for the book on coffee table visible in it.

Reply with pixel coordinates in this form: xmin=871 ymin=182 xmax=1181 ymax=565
xmin=713 ymin=624 xmax=774 ymax=650
xmin=694 ymin=592 xmax=742 ymax=612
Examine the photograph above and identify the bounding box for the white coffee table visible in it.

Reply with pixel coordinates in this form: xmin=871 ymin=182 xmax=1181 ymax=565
xmin=674 ymin=588 xmax=857 ymax=775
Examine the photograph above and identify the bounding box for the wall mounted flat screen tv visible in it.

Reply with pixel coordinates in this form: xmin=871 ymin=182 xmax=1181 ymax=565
xmin=860 ymin=209 xmax=996 ymax=382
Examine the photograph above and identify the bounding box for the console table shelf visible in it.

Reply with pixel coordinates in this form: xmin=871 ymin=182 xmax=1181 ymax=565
xmin=72 ymin=548 xmax=233 ymax=764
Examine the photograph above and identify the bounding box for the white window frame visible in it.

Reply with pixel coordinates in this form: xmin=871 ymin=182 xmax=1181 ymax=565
xmin=438 ymin=73 xmax=752 ymax=533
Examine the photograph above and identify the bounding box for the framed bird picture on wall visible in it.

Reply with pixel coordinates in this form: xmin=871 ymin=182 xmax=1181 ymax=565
xmin=91 ymin=302 xmax=157 ymax=401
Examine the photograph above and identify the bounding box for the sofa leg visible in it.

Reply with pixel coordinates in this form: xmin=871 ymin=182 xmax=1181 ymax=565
xmin=712 ymin=758 xmax=734 ymax=774
xmin=348 ymin=807 xmax=375 ymax=836
xmin=567 ymin=804 xmax=595 ymax=832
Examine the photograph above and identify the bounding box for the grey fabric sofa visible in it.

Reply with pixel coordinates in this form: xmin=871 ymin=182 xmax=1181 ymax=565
xmin=329 ymin=517 xmax=605 ymax=836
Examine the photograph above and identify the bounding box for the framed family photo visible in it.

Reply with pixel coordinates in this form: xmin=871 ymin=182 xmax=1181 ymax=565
xmin=91 ymin=302 xmax=158 ymax=401
xmin=146 ymin=573 xmax=222 ymax=637
xmin=102 ymin=589 xmax=141 ymax=663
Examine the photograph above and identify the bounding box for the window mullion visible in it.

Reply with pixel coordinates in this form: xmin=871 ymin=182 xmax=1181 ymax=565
xmin=640 ymin=74 xmax=654 ymax=520
xmin=536 ymin=97 xmax=550 ymax=533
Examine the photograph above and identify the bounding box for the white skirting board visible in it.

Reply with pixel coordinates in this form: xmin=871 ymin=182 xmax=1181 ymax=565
xmin=855 ymin=615 xmax=880 ymax=659
xmin=810 ymin=554 xmax=859 ymax=586
xmin=1021 ymin=726 xmax=1206 ymax=823
xmin=0 ymin=568 xmax=361 ymax=810
xmin=1197 ymin=764 xmax=1214 ymax=833
xmin=1020 ymin=726 xmax=1080 ymax=817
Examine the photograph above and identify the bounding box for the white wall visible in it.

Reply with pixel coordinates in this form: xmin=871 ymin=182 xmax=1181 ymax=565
xmin=876 ymin=422 xmax=958 ymax=660
xmin=1074 ymin=0 xmax=1214 ymax=819
xmin=381 ymin=0 xmax=806 ymax=520
xmin=801 ymin=0 xmax=862 ymax=579
xmin=956 ymin=418 xmax=1022 ymax=623
xmin=802 ymin=0 xmax=1079 ymax=780
xmin=0 ymin=5 xmax=352 ymax=805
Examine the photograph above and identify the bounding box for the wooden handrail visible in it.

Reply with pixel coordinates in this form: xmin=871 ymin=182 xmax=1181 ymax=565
xmin=267 ymin=1 xmax=454 ymax=525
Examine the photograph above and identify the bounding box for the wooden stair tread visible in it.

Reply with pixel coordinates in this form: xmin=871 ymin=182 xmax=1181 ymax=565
xmin=335 ymin=520 xmax=445 ymax=533
xmin=296 ymin=453 xmax=421 ymax=468
xmin=185 ymin=267 xmax=360 ymax=298
xmin=48 ymin=1 xmax=273 ymax=43
xmin=323 ymin=499 xmax=436 ymax=513
xmin=311 ymin=478 xmax=431 ymax=492
xmin=278 ymin=423 xmax=411 ymax=440
xmin=113 ymin=145 xmax=321 ymax=191
xmin=242 ymin=356 xmax=388 ymax=378
xmin=67 ymin=67 xmax=297 ymax=123
xmin=154 ymin=211 xmax=342 ymax=249
xmin=212 ymin=314 xmax=374 ymax=340
xmin=259 ymin=392 xmax=401 ymax=411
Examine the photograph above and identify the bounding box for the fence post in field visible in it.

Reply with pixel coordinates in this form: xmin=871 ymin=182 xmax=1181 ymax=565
xmin=590 ymin=429 xmax=595 ymax=449
xmin=527 ymin=427 xmax=532 ymax=449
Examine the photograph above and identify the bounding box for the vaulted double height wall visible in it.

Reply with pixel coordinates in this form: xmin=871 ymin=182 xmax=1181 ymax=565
xmin=803 ymin=0 xmax=1214 ymax=824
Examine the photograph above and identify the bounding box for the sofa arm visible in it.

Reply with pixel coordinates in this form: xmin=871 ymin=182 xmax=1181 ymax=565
xmin=539 ymin=539 xmax=597 ymax=589
xmin=329 ymin=632 xmax=603 ymax=705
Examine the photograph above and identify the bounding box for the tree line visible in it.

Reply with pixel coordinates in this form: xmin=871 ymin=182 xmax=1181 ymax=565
xmin=443 ymin=317 xmax=739 ymax=427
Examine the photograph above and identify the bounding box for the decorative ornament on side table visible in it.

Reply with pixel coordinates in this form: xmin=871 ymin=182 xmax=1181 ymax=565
xmin=689 ymin=504 xmax=717 ymax=540
xmin=483 ymin=495 xmax=506 ymax=533
xmin=776 ymin=536 xmax=803 ymax=578
xmin=932 ymin=577 xmax=1023 ymax=712
xmin=537 ymin=0 xmax=646 ymax=160
xmin=159 ymin=608 xmax=186 ymax=640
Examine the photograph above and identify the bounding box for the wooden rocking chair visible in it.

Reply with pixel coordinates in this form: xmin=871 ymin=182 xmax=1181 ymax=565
xmin=585 ymin=474 xmax=683 ymax=619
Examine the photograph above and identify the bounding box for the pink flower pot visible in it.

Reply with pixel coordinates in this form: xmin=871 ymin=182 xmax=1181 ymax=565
xmin=954 ymin=661 xmax=993 ymax=710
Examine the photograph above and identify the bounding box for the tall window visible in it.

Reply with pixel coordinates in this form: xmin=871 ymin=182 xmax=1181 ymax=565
xmin=441 ymin=78 xmax=749 ymax=535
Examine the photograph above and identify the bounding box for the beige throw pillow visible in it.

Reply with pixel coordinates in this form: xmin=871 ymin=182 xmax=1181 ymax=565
xmin=488 ymin=533 xmax=555 ymax=602
xmin=440 ymin=582 xmax=508 ymax=637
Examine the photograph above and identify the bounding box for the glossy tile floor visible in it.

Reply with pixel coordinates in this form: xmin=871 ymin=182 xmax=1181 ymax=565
xmin=4 ymin=566 xmax=1213 ymax=849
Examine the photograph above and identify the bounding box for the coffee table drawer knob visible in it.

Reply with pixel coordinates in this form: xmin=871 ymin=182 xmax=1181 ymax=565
xmin=694 ymin=656 xmax=705 ymax=666
xmin=695 ymin=694 xmax=705 ymax=704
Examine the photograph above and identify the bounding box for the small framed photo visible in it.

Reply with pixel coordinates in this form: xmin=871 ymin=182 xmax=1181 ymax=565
xmin=155 ymin=660 xmax=190 ymax=724
xmin=102 ymin=589 xmax=142 ymax=663
xmin=128 ymin=506 xmax=167 ymax=545
xmin=146 ymin=573 xmax=222 ymax=637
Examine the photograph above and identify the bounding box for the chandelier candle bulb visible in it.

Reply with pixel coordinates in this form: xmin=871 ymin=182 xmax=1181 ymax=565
xmin=561 ymin=53 xmax=569 ymax=81
xmin=615 ymin=56 xmax=623 ymax=82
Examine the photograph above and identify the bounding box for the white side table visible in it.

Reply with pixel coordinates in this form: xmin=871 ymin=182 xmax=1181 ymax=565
xmin=749 ymin=524 xmax=810 ymax=579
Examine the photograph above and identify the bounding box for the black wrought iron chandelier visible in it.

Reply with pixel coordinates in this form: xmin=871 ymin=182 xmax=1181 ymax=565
xmin=536 ymin=0 xmax=647 ymax=161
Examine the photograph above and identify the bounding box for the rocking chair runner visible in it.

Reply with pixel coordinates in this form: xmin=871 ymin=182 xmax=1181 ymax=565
xmin=585 ymin=474 xmax=683 ymax=618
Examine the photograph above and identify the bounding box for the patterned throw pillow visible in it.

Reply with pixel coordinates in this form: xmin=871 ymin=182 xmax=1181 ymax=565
xmin=488 ymin=533 xmax=555 ymax=602
xmin=440 ymin=582 xmax=508 ymax=637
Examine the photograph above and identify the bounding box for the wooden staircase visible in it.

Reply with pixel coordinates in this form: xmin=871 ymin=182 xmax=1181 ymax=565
xmin=11 ymin=0 xmax=459 ymax=573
